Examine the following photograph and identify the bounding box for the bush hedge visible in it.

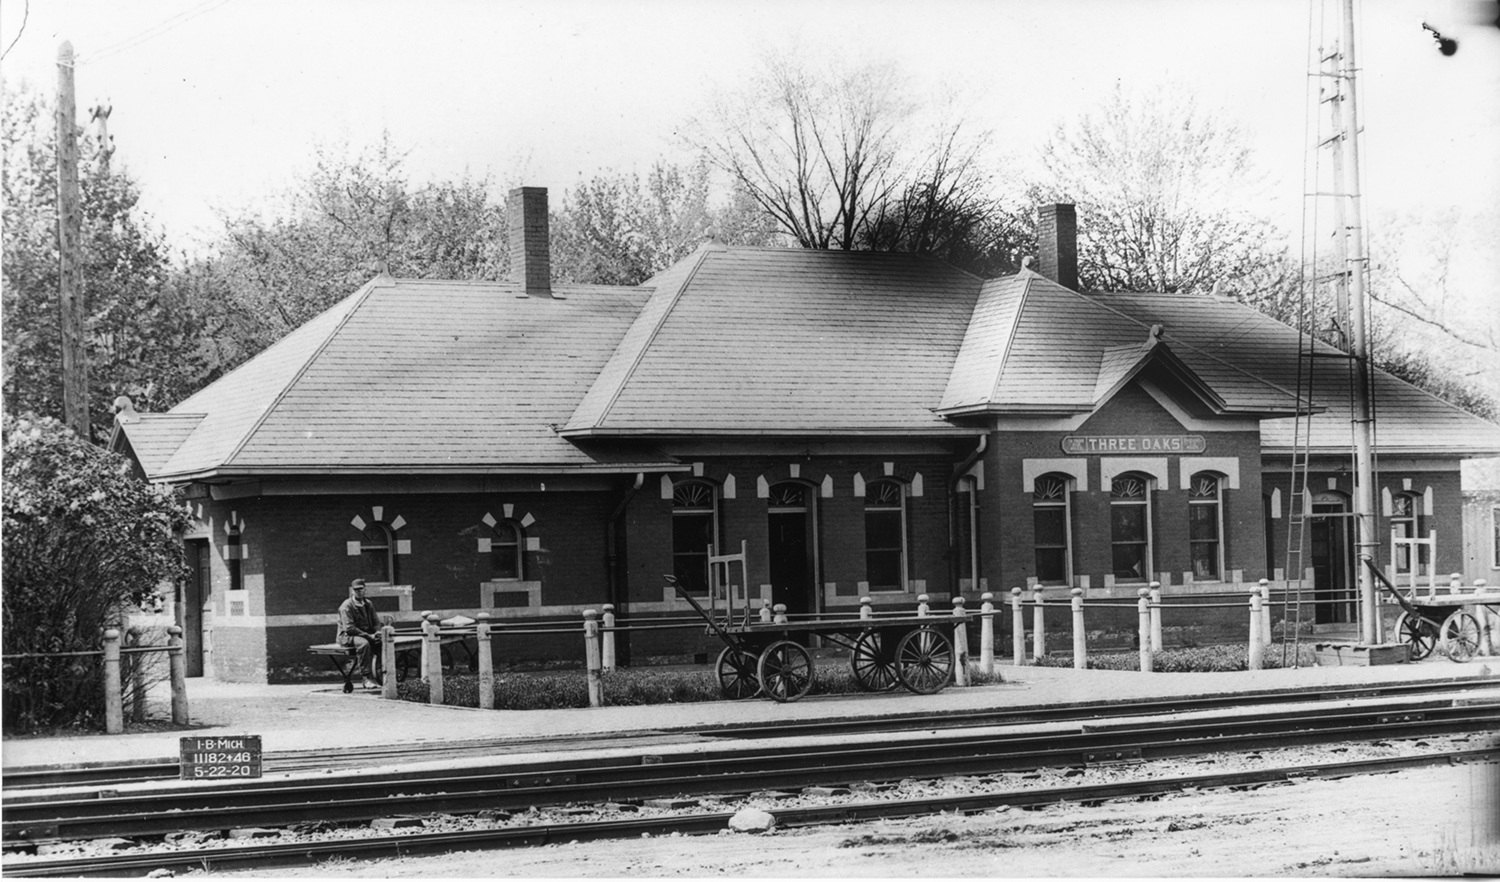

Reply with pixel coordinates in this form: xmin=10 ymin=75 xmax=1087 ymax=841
xmin=1032 ymin=642 xmax=1316 ymax=672
xmin=399 ymin=664 xmax=1008 ymax=710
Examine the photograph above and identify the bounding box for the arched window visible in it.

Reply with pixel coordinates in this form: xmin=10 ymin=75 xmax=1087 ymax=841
xmin=672 ymin=480 xmax=717 ymax=594
xmin=360 ymin=522 xmax=396 ymax=585
xmin=1110 ymin=473 xmax=1153 ymax=582
xmin=1032 ymin=473 xmax=1072 ymax=586
xmin=489 ymin=520 xmax=523 ymax=581
xmin=1391 ymin=492 xmax=1425 ymax=575
xmin=1188 ymin=472 xmax=1224 ymax=580
xmin=864 ymin=480 xmax=906 ymax=591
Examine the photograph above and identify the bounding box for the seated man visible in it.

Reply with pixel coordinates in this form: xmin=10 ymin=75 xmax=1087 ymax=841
xmin=338 ymin=579 xmax=383 ymax=689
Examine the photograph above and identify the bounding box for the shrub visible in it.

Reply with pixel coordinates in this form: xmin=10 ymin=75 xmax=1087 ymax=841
xmin=396 ymin=663 xmax=1006 ymax=710
xmin=1031 ymin=642 xmax=1316 ymax=672
xmin=2 ymin=414 xmax=188 ymax=734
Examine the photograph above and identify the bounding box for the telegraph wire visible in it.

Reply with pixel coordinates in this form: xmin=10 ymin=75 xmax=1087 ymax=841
xmin=0 ymin=0 xmax=29 ymax=62
xmin=76 ymin=0 xmax=234 ymax=65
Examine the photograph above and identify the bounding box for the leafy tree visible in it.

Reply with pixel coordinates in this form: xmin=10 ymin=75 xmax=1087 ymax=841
xmin=200 ymin=133 xmax=509 ymax=357
xmin=550 ymin=160 xmax=779 ymax=285
xmin=1 ymin=82 xmax=198 ymax=440
xmin=1035 ymin=84 xmax=1288 ymax=297
xmin=1 ymin=413 xmax=189 ymax=733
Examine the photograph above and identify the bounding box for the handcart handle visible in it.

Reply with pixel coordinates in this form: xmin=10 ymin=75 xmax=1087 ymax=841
xmin=664 ymin=575 xmax=735 ymax=644
xmin=1361 ymin=557 xmax=1416 ymax=615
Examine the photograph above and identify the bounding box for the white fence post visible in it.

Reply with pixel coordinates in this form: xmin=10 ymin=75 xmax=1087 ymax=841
xmin=1071 ymin=587 xmax=1087 ymax=670
xmin=476 ymin=613 xmax=494 ymax=710
xmin=424 ymin=613 xmax=443 ymax=705
xmin=1259 ymin=579 xmax=1273 ymax=647
xmin=773 ymin=603 xmax=788 ymax=624
xmin=1148 ymin=581 xmax=1163 ymax=653
xmin=601 ymin=604 xmax=616 ymax=673
xmin=979 ymin=592 xmax=995 ymax=675
xmin=916 ymin=594 xmax=930 ymax=618
xmin=1137 ymin=588 xmax=1153 ymax=673
xmin=952 ymin=596 xmax=970 ymax=686
xmin=168 ymin=625 xmax=189 ymax=725
xmin=380 ymin=623 xmax=397 ymax=699
xmin=1010 ymin=587 xmax=1025 ymax=666
xmin=860 ymin=596 xmax=873 ymax=621
xmin=103 ymin=628 xmax=123 ymax=734
xmin=583 ymin=609 xmax=603 ymax=708
xmin=1248 ymin=589 xmax=1264 ymax=671
xmin=1031 ymin=587 xmax=1046 ymax=660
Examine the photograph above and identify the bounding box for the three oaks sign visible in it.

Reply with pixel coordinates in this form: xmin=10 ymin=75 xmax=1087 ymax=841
xmin=1060 ymin=435 xmax=1206 ymax=455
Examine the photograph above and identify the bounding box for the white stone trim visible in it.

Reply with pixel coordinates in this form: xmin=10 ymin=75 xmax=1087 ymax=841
xmin=1179 ymin=456 xmax=1240 ymax=490
xmin=480 ymin=580 xmax=542 ymax=610
xmin=1100 ymin=457 xmax=1170 ymax=490
xmin=1022 ymin=458 xmax=1089 ymax=492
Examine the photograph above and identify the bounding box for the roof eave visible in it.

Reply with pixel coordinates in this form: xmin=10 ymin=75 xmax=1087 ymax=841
xmin=150 ymin=462 xmax=691 ymax=483
xmin=558 ymin=426 xmax=990 ymax=438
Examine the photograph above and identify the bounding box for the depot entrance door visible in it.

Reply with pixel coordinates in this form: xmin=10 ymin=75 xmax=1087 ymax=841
xmin=767 ymin=482 xmax=817 ymax=615
xmin=1309 ymin=496 xmax=1357 ymax=625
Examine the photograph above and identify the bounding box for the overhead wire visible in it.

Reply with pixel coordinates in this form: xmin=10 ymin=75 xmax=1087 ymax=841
xmin=75 ymin=0 xmax=234 ymax=65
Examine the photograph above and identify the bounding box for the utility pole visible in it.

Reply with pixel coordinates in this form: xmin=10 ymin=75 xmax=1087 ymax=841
xmin=1337 ymin=0 xmax=1380 ymax=646
xmin=89 ymin=103 xmax=113 ymax=175
xmin=56 ymin=41 xmax=89 ymax=440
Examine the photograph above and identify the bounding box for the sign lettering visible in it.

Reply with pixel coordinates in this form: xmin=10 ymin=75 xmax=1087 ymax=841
xmin=1061 ymin=435 xmax=1206 ymax=455
xmin=180 ymin=735 xmax=262 ymax=780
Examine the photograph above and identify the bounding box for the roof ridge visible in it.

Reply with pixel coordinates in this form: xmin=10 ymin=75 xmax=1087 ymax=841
xmin=221 ymin=276 xmax=387 ymax=468
xmin=1065 ymin=286 xmax=1310 ymax=408
xmin=987 ymin=273 xmax=1036 ymax=405
xmin=590 ymin=248 xmax=715 ymax=429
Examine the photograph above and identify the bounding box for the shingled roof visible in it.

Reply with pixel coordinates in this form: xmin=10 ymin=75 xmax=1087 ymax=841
xmin=117 ymin=275 xmax=678 ymax=480
xmin=118 ymin=245 xmax=1500 ymax=481
xmin=1097 ymin=290 xmax=1500 ymax=456
xmin=938 ymin=271 xmax=1308 ymax=417
xmin=562 ymin=245 xmax=987 ymax=436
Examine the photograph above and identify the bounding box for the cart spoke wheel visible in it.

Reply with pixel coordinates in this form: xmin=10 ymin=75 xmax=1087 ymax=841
xmin=1441 ymin=612 xmax=1481 ymax=663
xmin=895 ymin=626 xmax=953 ymax=695
xmin=715 ymin=646 xmax=761 ymax=700
xmin=850 ymin=630 xmax=900 ymax=692
xmin=1394 ymin=612 xmax=1437 ymax=661
xmin=757 ymin=640 xmax=814 ymax=703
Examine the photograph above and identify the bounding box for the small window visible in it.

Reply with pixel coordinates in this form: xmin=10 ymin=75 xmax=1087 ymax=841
xmin=1392 ymin=493 xmax=1426 ymax=576
xmin=360 ymin=523 xmax=396 ymax=585
xmin=226 ymin=527 xmax=243 ymax=593
xmin=1032 ymin=474 xmax=1072 ymax=586
xmin=672 ymin=480 xmax=717 ymax=594
xmin=864 ymin=480 xmax=906 ymax=591
xmin=489 ymin=521 xmax=523 ymax=581
xmin=1188 ymin=473 xmax=1223 ymax=580
xmin=1110 ymin=474 xmax=1153 ymax=582
xmin=1492 ymin=506 xmax=1500 ymax=569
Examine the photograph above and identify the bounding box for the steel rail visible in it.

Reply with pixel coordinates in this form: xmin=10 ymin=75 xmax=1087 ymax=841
xmin=4 ymin=699 xmax=1496 ymax=842
xmin=5 ymin=748 xmax=1495 ymax=878
xmin=5 ymin=679 xmax=1492 ymax=791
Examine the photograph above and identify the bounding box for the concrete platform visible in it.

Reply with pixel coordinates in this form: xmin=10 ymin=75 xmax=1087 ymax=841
xmin=4 ymin=657 xmax=1498 ymax=774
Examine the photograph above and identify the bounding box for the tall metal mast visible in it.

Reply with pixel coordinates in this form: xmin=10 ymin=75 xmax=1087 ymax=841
xmin=1337 ymin=0 xmax=1380 ymax=645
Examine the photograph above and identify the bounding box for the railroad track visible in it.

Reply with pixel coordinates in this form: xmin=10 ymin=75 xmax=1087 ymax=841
xmin=5 ymin=678 xmax=1493 ymax=791
xmin=6 ymin=747 xmax=1495 ymax=878
xmin=4 ymin=691 xmax=1496 ymax=846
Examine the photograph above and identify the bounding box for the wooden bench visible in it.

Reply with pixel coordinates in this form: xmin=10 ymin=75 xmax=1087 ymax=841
xmin=308 ymin=633 xmax=472 ymax=693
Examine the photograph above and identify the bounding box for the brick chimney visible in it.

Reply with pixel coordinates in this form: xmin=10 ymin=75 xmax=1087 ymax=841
xmin=1036 ymin=203 xmax=1078 ymax=291
xmin=508 ymin=186 xmax=551 ymax=297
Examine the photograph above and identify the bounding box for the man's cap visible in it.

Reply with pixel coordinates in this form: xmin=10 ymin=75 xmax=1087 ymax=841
xmin=350 ymin=579 xmax=367 ymax=589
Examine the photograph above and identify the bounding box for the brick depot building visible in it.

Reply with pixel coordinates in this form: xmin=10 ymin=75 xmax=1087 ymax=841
xmin=113 ymin=193 xmax=1500 ymax=682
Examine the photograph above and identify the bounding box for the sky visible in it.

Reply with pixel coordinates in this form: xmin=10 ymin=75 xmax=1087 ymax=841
xmin=2 ymin=0 xmax=1497 ymax=254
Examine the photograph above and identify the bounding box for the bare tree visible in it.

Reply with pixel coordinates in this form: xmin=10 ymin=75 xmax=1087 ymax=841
xmin=1036 ymin=84 xmax=1286 ymax=296
xmin=686 ymin=52 xmax=917 ymax=251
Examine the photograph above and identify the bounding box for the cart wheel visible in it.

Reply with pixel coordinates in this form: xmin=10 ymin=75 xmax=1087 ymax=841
xmin=895 ymin=626 xmax=953 ymax=695
xmin=1441 ymin=612 xmax=1481 ymax=663
xmin=757 ymin=640 xmax=814 ymax=703
xmin=1394 ymin=612 xmax=1438 ymax=661
xmin=716 ymin=646 xmax=762 ymax=700
xmin=850 ymin=630 xmax=900 ymax=692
